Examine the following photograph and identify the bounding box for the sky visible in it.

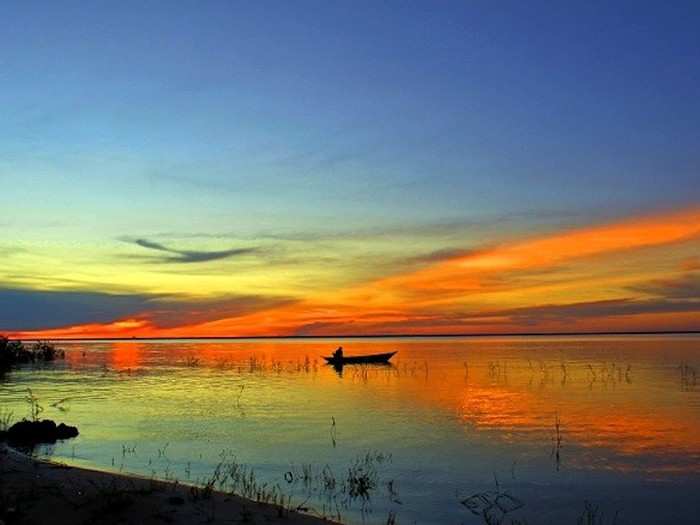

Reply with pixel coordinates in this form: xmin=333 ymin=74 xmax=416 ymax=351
xmin=1 ymin=1 xmax=699 ymax=337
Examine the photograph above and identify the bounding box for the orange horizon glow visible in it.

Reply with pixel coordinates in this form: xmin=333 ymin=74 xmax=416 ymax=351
xmin=6 ymin=206 xmax=700 ymax=340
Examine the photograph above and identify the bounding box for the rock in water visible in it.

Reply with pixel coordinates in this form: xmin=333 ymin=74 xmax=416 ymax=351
xmin=4 ymin=419 xmax=79 ymax=445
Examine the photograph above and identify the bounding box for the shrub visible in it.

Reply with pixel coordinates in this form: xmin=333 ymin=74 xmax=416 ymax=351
xmin=0 ymin=336 xmax=65 ymax=371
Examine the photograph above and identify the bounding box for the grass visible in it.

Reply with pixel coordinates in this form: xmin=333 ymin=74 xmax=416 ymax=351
xmin=0 ymin=409 xmax=14 ymax=432
xmin=461 ymin=477 xmax=524 ymax=525
xmin=679 ymin=362 xmax=697 ymax=390
xmin=0 ymin=337 xmax=65 ymax=372
xmin=24 ymin=388 xmax=44 ymax=422
xmin=183 ymin=355 xmax=200 ymax=367
xmin=281 ymin=449 xmax=395 ymax=522
xmin=462 ymin=482 xmax=624 ymax=525
xmin=552 ymin=413 xmax=562 ymax=470
xmin=576 ymin=501 xmax=621 ymax=525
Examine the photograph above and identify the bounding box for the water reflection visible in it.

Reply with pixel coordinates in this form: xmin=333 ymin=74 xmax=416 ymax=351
xmin=1 ymin=336 xmax=699 ymax=524
xmin=51 ymin=337 xmax=700 ymax=475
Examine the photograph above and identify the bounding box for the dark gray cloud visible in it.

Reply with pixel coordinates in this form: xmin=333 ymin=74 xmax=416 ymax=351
xmin=0 ymin=289 xmax=155 ymax=331
xmin=630 ymin=274 xmax=700 ymax=300
xmin=402 ymin=248 xmax=476 ymax=266
xmin=127 ymin=238 xmax=257 ymax=264
xmin=299 ymin=297 xmax=700 ymax=335
xmin=0 ymin=288 xmax=294 ymax=331
xmin=147 ymin=295 xmax=296 ymax=328
xmin=682 ymin=257 xmax=700 ymax=271
xmin=493 ymin=298 xmax=700 ymax=324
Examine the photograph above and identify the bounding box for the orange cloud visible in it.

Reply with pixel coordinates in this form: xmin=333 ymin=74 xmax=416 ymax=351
xmin=371 ymin=206 xmax=700 ymax=296
xmin=8 ymin=206 xmax=700 ymax=339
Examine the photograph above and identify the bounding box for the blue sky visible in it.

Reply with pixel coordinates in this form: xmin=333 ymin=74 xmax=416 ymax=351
xmin=1 ymin=1 xmax=699 ymax=335
xmin=3 ymin=1 xmax=699 ymax=232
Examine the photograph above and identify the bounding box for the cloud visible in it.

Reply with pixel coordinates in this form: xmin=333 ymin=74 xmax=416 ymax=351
xmin=630 ymin=274 xmax=700 ymax=300
xmin=146 ymin=295 xmax=296 ymax=328
xmin=298 ymin=298 xmax=700 ymax=335
xmin=0 ymin=289 xmax=155 ymax=331
xmin=127 ymin=238 xmax=257 ymax=263
xmin=682 ymin=257 xmax=700 ymax=272
xmin=0 ymin=244 xmax=27 ymax=258
xmin=489 ymin=298 xmax=700 ymax=324
xmin=146 ymin=208 xmax=587 ymax=243
xmin=368 ymin=206 xmax=700 ymax=299
xmin=402 ymin=248 xmax=477 ymax=265
xmin=0 ymin=288 xmax=293 ymax=332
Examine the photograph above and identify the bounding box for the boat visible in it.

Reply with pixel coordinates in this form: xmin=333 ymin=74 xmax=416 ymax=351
xmin=323 ymin=351 xmax=397 ymax=366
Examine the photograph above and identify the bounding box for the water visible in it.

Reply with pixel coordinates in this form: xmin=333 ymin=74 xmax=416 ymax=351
xmin=1 ymin=335 xmax=699 ymax=524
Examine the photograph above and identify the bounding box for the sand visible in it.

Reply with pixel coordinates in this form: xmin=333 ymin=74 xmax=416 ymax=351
xmin=0 ymin=445 xmax=337 ymax=525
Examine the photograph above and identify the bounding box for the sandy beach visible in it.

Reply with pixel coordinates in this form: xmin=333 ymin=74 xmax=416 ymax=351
xmin=0 ymin=445 xmax=336 ymax=525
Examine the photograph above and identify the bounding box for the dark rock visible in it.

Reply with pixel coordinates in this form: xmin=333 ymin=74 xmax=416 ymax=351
xmin=4 ymin=419 xmax=79 ymax=445
xmin=167 ymin=496 xmax=185 ymax=505
xmin=56 ymin=423 xmax=79 ymax=439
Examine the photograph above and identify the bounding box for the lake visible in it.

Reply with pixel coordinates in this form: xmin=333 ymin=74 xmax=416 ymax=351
xmin=1 ymin=335 xmax=699 ymax=524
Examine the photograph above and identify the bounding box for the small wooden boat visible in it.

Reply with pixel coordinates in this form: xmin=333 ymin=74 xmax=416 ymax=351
xmin=323 ymin=351 xmax=397 ymax=366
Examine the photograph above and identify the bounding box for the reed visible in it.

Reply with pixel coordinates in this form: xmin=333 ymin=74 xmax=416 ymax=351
xmin=576 ymin=501 xmax=621 ymax=525
xmin=0 ymin=408 xmax=14 ymax=432
xmin=679 ymin=362 xmax=697 ymax=389
xmin=183 ymin=356 xmax=200 ymax=367
xmin=461 ymin=476 xmax=524 ymax=525
xmin=552 ymin=412 xmax=562 ymax=470
xmin=24 ymin=388 xmax=44 ymax=422
xmin=0 ymin=337 xmax=65 ymax=372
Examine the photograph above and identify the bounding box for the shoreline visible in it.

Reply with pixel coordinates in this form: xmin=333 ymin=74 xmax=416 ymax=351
xmin=6 ymin=330 xmax=700 ymax=342
xmin=0 ymin=445 xmax=338 ymax=525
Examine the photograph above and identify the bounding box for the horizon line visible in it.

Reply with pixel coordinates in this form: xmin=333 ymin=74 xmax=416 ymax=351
xmin=8 ymin=329 xmax=700 ymax=342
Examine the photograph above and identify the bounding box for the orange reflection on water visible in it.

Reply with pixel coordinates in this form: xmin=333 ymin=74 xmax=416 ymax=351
xmin=56 ymin=337 xmax=700 ymax=476
xmin=110 ymin=342 xmax=144 ymax=370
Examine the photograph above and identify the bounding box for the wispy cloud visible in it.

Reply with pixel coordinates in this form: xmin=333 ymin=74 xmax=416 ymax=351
xmin=126 ymin=238 xmax=257 ymax=264
xmin=488 ymin=298 xmax=700 ymax=324
xmin=9 ymin=206 xmax=700 ymax=337
xmin=368 ymin=207 xmax=700 ymax=301
xmin=145 ymin=208 xmax=589 ymax=244
xmin=631 ymin=274 xmax=700 ymax=300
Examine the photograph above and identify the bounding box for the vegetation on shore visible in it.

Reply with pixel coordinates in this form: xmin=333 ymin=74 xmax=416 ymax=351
xmin=0 ymin=336 xmax=64 ymax=373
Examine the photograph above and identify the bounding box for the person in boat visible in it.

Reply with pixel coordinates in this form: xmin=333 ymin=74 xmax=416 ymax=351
xmin=332 ymin=346 xmax=343 ymax=360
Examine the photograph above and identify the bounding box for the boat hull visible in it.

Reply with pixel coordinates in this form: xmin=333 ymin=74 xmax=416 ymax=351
xmin=323 ymin=351 xmax=397 ymax=366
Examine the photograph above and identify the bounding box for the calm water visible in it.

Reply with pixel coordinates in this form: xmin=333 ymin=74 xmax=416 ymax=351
xmin=1 ymin=336 xmax=699 ymax=524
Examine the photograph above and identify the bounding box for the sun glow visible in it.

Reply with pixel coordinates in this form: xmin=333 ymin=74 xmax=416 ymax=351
xmin=7 ymin=206 xmax=699 ymax=339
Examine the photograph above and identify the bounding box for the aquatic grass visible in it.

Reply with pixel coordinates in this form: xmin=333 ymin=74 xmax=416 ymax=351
xmin=330 ymin=416 xmax=337 ymax=448
xmin=235 ymin=384 xmax=245 ymax=408
xmin=460 ymin=480 xmax=628 ymax=525
xmin=488 ymin=361 xmax=509 ymax=384
xmin=345 ymin=455 xmax=378 ymax=501
xmin=0 ymin=408 xmax=14 ymax=433
xmin=0 ymin=337 xmax=65 ymax=372
xmin=679 ymin=362 xmax=697 ymax=390
xmin=139 ymin=448 xmax=396 ymax=523
xmin=50 ymin=397 xmax=71 ymax=412
xmin=183 ymin=355 xmax=200 ymax=367
xmin=24 ymin=388 xmax=44 ymax=422
xmin=551 ymin=413 xmax=563 ymax=470
xmin=576 ymin=501 xmax=621 ymax=525
xmin=461 ymin=476 xmax=525 ymax=525
xmin=281 ymin=450 xmax=395 ymax=518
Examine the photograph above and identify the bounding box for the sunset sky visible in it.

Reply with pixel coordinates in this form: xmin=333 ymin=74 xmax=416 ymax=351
xmin=2 ymin=2 xmax=699 ymax=338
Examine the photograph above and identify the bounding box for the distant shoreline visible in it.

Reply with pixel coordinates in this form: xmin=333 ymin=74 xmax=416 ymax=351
xmin=11 ymin=330 xmax=700 ymax=342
